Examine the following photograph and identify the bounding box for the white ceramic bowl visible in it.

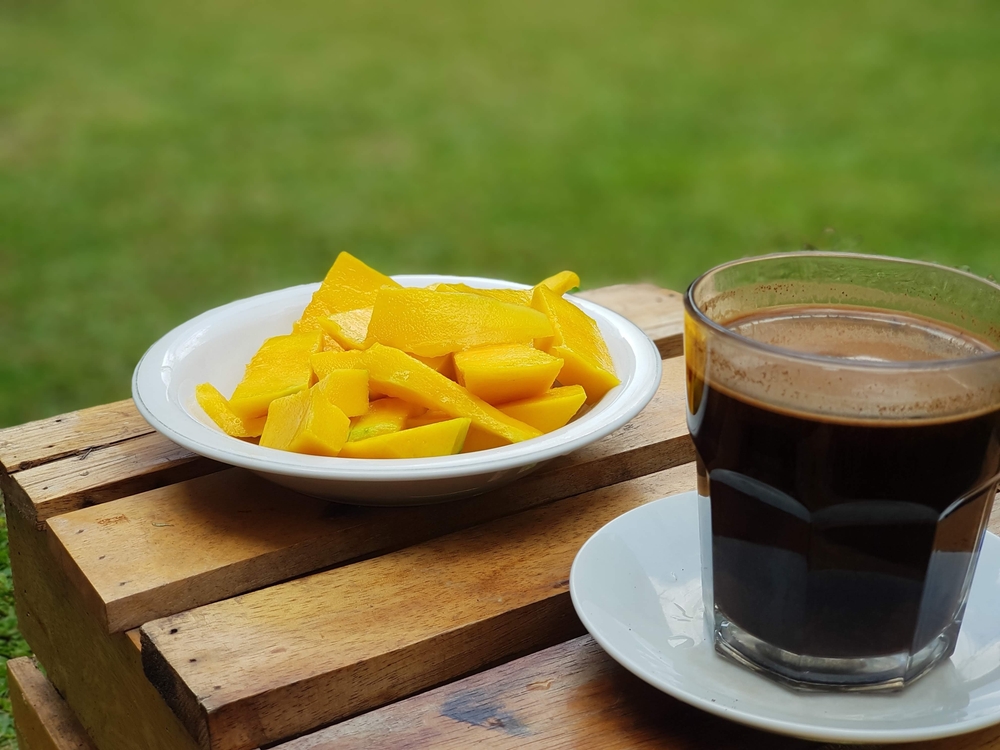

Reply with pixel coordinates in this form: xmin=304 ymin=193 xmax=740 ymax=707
xmin=132 ymin=275 xmax=662 ymax=505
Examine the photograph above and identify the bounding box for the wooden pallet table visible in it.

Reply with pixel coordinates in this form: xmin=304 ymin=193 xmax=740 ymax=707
xmin=3 ymin=283 xmax=999 ymax=750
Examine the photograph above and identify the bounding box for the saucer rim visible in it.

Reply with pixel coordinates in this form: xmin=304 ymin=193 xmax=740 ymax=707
xmin=569 ymin=490 xmax=1000 ymax=744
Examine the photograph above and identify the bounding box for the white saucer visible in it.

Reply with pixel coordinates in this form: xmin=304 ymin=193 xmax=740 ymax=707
xmin=570 ymin=491 xmax=1000 ymax=744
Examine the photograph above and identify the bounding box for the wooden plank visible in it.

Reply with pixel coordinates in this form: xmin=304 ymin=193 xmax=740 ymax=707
xmin=48 ymin=356 xmax=691 ymax=634
xmin=140 ymin=463 xmax=697 ymax=750
xmin=0 ymin=283 xmax=683 ymax=531
xmin=577 ymin=283 xmax=685 ymax=359
xmin=272 ymin=635 xmax=1000 ymax=749
xmin=0 ymin=399 xmax=152 ymax=474
xmin=2 ymin=431 xmax=222 ymax=529
xmin=5 ymin=496 xmax=203 ymax=750
xmin=7 ymin=657 xmax=96 ymax=750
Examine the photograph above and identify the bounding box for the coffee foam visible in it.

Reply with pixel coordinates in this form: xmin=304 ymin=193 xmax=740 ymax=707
xmin=688 ymin=306 xmax=1000 ymax=424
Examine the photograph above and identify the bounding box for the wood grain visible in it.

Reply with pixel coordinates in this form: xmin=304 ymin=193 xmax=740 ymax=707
xmin=7 ymin=657 xmax=96 ymax=750
xmin=2 ymin=431 xmax=221 ymax=529
xmin=48 ymin=356 xmax=691 ymax=634
xmin=0 ymin=399 xmax=152 ymax=474
xmin=577 ymin=284 xmax=685 ymax=359
xmin=272 ymin=635 xmax=1000 ymax=750
xmin=5 ymin=496 xmax=202 ymax=750
xmin=140 ymin=464 xmax=697 ymax=750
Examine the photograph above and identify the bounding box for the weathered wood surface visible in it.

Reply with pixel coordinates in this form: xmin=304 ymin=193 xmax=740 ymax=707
xmin=271 ymin=635 xmax=1000 ymax=750
xmin=5 ymin=497 xmax=202 ymax=750
xmin=9 ymin=433 xmax=221 ymax=530
xmin=140 ymin=464 xmax=697 ymax=750
xmin=0 ymin=284 xmax=683 ymax=530
xmin=7 ymin=657 xmax=96 ymax=750
xmin=48 ymin=356 xmax=690 ymax=634
xmin=0 ymin=400 xmax=152 ymax=474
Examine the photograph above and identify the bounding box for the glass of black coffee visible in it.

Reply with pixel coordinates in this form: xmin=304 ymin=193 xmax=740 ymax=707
xmin=685 ymin=252 xmax=1000 ymax=691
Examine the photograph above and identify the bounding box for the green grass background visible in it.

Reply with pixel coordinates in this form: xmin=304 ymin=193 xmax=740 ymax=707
xmin=1 ymin=0 xmax=998 ymax=743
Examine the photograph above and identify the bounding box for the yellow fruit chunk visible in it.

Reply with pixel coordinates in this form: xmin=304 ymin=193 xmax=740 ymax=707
xmin=319 ymin=307 xmax=374 ymax=350
xmin=195 ymin=383 xmax=266 ymax=438
xmin=229 ymin=331 xmax=323 ymax=421
xmin=310 ymin=350 xmax=365 ymax=380
xmin=460 ymin=427 xmax=508 ymax=453
xmin=339 ymin=418 xmax=471 ymax=459
xmin=348 ymin=398 xmax=422 ymax=442
xmin=259 ymin=387 xmax=350 ymax=456
xmin=434 ymin=272 xmax=578 ymax=306
xmin=460 ymin=385 xmax=587 ymax=452
xmin=294 ymin=252 xmax=400 ymax=334
xmin=362 ymin=344 xmax=542 ymax=444
xmin=453 ymin=344 xmax=563 ymax=405
xmin=499 ymin=385 xmax=587 ymax=433
xmin=368 ymin=289 xmax=553 ymax=358
xmin=538 ymin=270 xmax=580 ymax=295
xmin=406 ymin=410 xmax=450 ymax=429
xmin=409 ymin=353 xmax=455 ymax=379
xmin=316 ymin=369 xmax=370 ymax=418
xmin=434 ymin=283 xmax=532 ymax=306
xmin=321 ymin=335 xmax=345 ymax=352
xmin=531 ymin=285 xmax=620 ymax=404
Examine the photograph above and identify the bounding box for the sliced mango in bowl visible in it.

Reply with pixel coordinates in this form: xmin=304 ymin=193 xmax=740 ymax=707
xmin=195 ymin=253 xmax=616 ymax=458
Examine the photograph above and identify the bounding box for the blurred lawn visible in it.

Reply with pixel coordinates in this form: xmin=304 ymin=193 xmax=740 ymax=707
xmin=0 ymin=0 xmax=998 ymax=743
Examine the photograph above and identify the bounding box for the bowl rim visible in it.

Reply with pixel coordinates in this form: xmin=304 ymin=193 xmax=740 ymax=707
xmin=132 ymin=274 xmax=663 ymax=483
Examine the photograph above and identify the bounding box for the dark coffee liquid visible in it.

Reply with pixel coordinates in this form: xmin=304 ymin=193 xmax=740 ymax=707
xmin=690 ymin=307 xmax=1000 ymax=659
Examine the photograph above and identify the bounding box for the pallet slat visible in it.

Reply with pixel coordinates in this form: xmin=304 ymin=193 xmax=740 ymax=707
xmin=4 ymin=432 xmax=222 ymax=529
xmin=5 ymin=501 xmax=202 ymax=750
xmin=0 ymin=400 xmax=152 ymax=474
xmin=7 ymin=657 xmax=96 ymax=750
xmin=140 ymin=464 xmax=696 ymax=750
xmin=48 ymin=356 xmax=690 ymax=634
xmin=0 ymin=284 xmax=684 ymax=530
xmin=272 ymin=635 xmax=1000 ymax=750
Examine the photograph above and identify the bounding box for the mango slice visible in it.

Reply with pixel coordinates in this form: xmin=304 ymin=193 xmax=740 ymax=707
xmin=310 ymin=350 xmax=365 ymax=380
xmin=348 ymin=398 xmax=422 ymax=442
xmin=406 ymin=410 xmax=451 ymax=429
xmin=315 ymin=369 xmax=370 ymax=418
xmin=460 ymin=427 xmax=508 ymax=453
xmin=498 ymin=385 xmax=587 ymax=433
xmin=259 ymin=387 xmax=350 ymax=456
xmin=294 ymin=252 xmax=400 ymax=334
xmin=229 ymin=331 xmax=323 ymax=421
xmin=339 ymin=417 xmax=471 ymax=459
xmin=453 ymin=344 xmax=563 ymax=405
xmin=367 ymin=289 xmax=552 ymax=358
xmin=409 ymin=353 xmax=455 ymax=379
xmin=538 ymin=270 xmax=580 ymax=295
xmin=195 ymin=383 xmax=267 ymax=438
xmin=319 ymin=307 xmax=374 ymax=350
xmin=531 ymin=285 xmax=620 ymax=404
xmin=362 ymin=344 xmax=542 ymax=444
xmin=459 ymin=385 xmax=587 ymax=453
xmin=435 ymin=272 xmax=580 ymax=307
xmin=434 ymin=284 xmax=532 ymax=306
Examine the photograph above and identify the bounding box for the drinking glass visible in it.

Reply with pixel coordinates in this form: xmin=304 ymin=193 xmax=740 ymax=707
xmin=685 ymin=252 xmax=1000 ymax=690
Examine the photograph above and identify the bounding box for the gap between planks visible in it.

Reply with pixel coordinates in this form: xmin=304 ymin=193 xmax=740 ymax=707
xmin=140 ymin=463 xmax=697 ymax=750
